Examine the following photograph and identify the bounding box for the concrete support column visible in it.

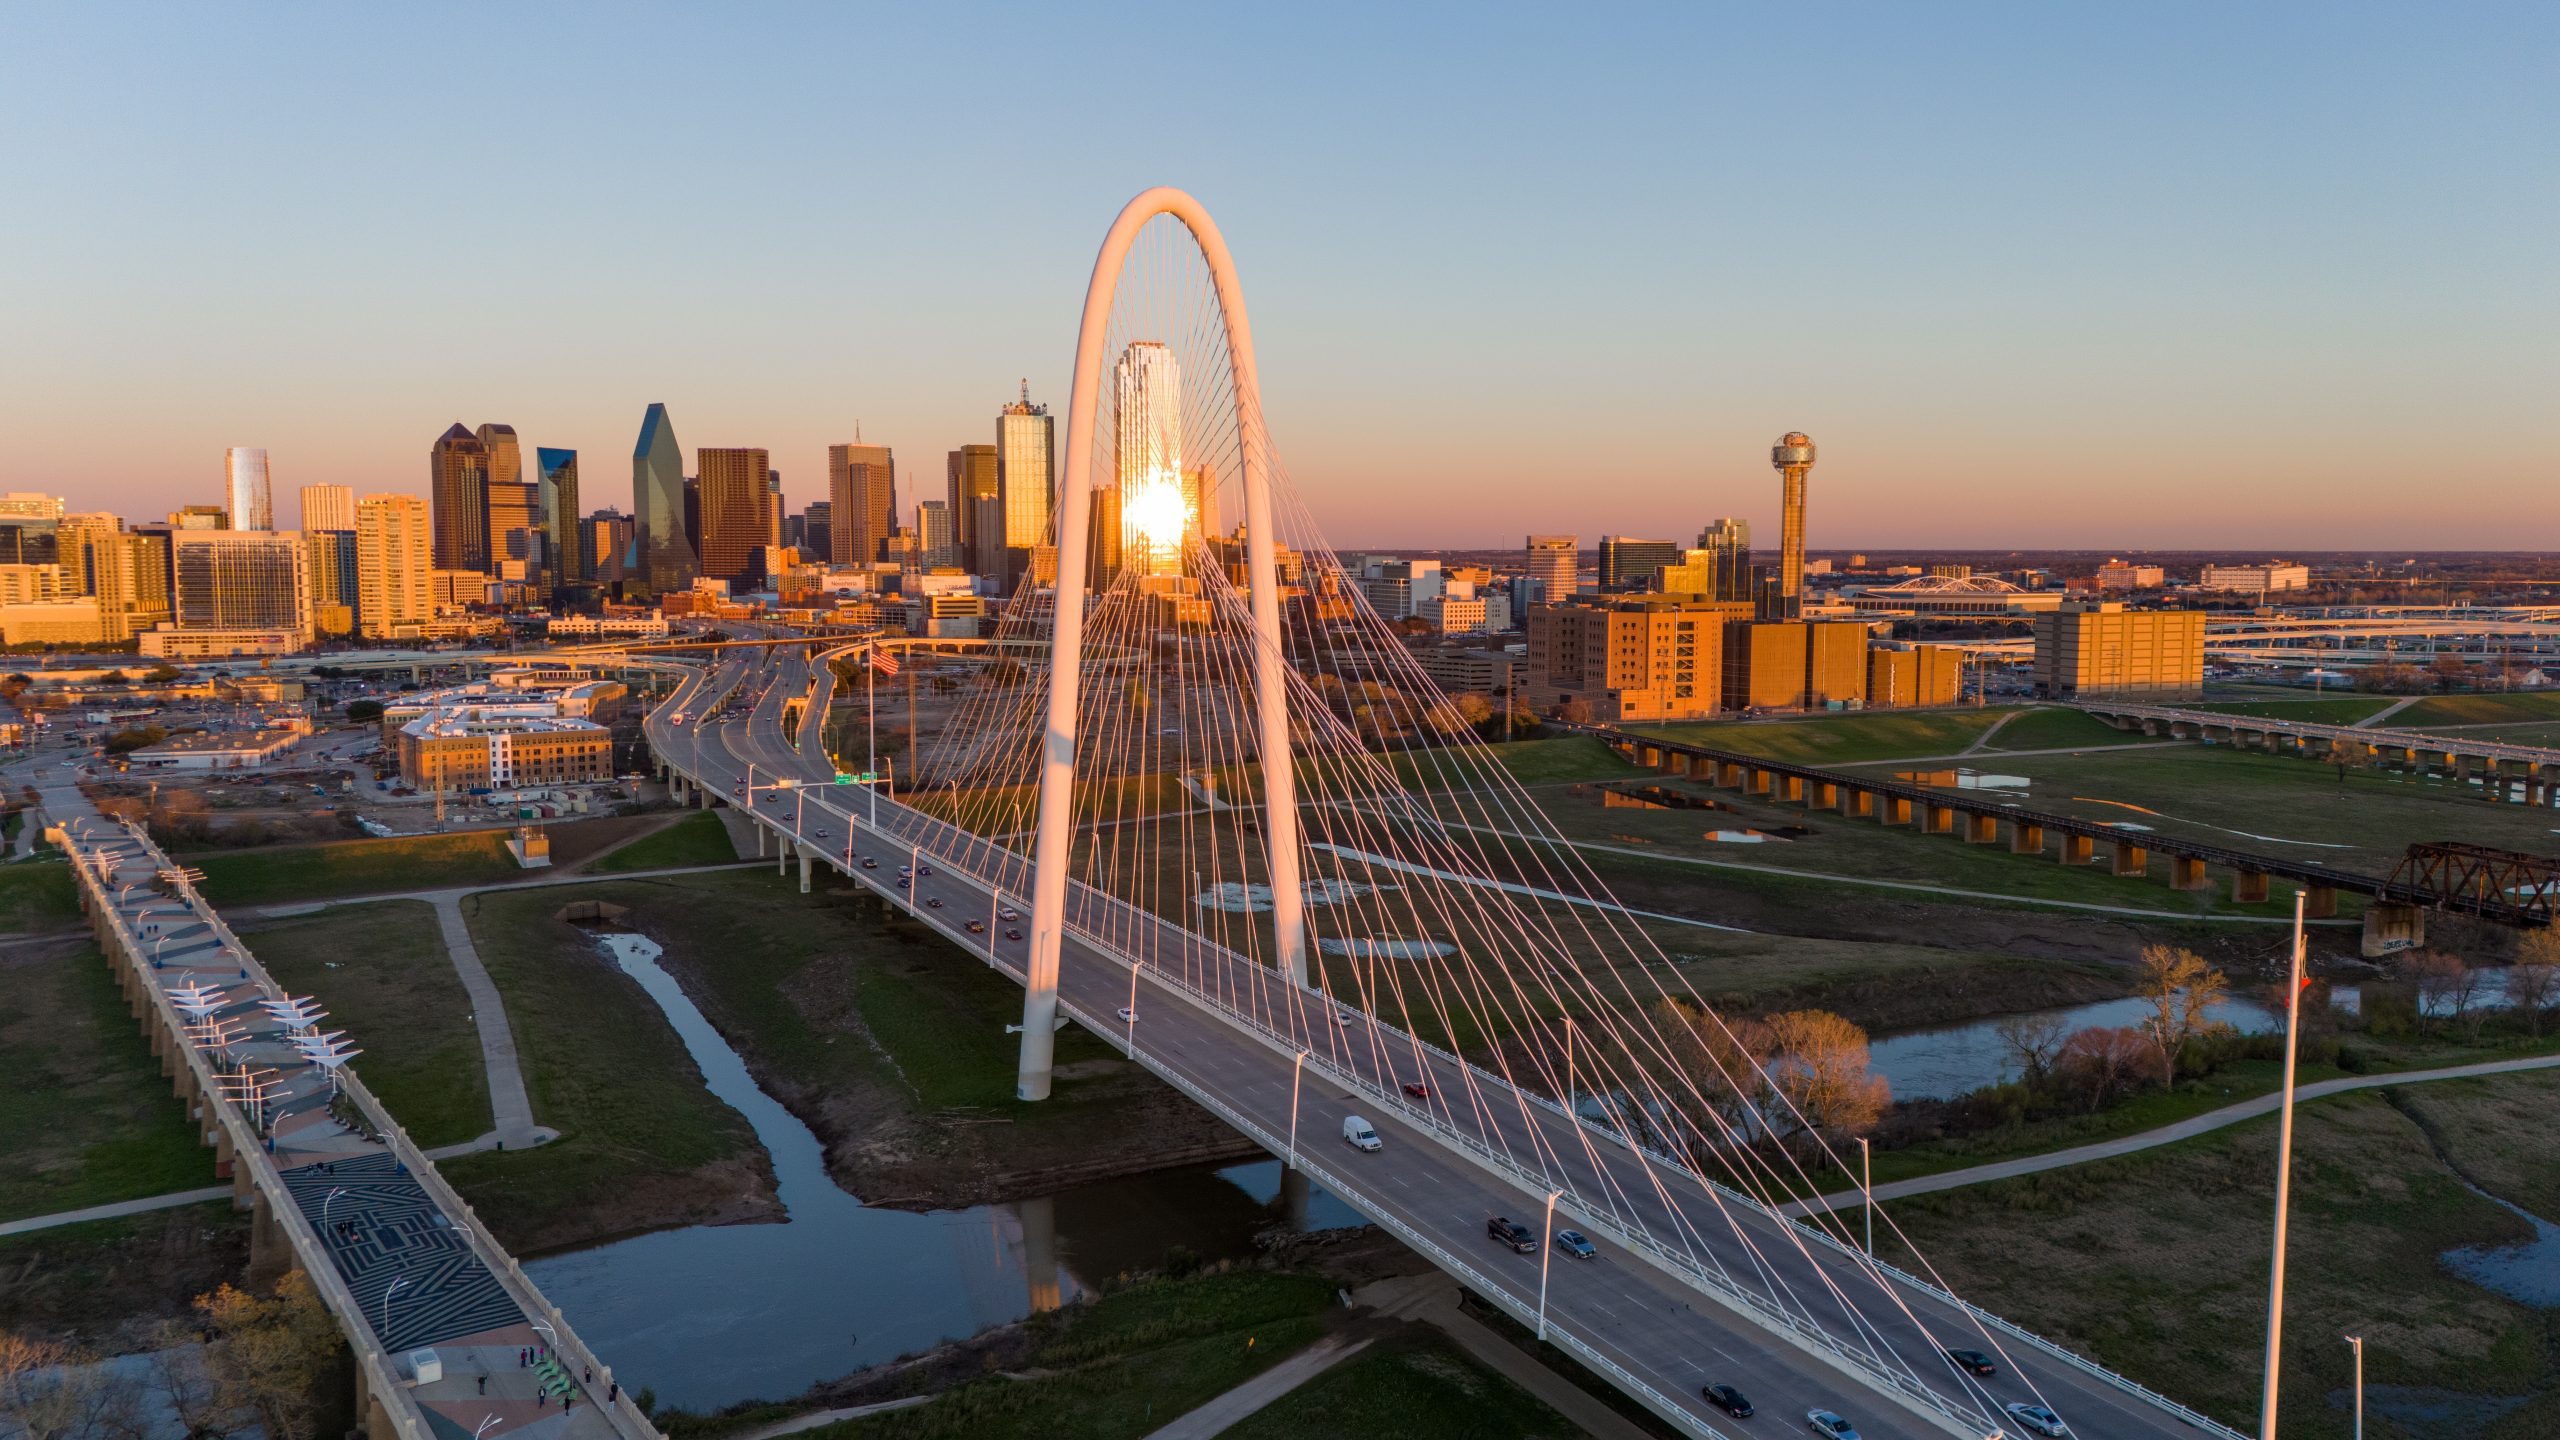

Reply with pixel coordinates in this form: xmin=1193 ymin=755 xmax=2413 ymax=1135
xmin=1780 ymin=774 xmax=1806 ymax=803
xmin=2233 ymin=869 xmax=2269 ymax=904
xmin=2112 ymin=840 xmax=2149 ymax=877
xmin=2304 ymin=884 xmax=2338 ymax=920
xmin=1839 ymin=788 xmax=1873 ymax=818
xmin=1744 ymin=768 xmax=1772 ymax=797
xmin=1715 ymin=761 xmax=1743 ymax=789
xmin=1641 ymin=745 xmax=1663 ymax=769
xmin=1880 ymin=795 xmax=1912 ymax=826
xmin=2362 ymin=903 xmax=2427 ymax=958
xmin=1965 ymin=812 xmax=2000 ymax=845
xmin=697 ymin=783 xmax=712 ymax=810
xmin=246 ymin=1192 xmax=293 ymax=1290
xmin=2170 ymin=855 xmax=2209 ymax=891
xmin=756 ymin=825 xmax=767 ymax=857
xmin=2010 ymin=821 xmax=2045 ymax=855
xmin=797 ymin=845 xmax=812 ymax=894
xmin=1810 ymin=780 xmax=1839 ymax=810
xmin=1924 ymin=802 xmax=1957 ymax=835
xmin=2061 ymin=833 xmax=2095 ymax=866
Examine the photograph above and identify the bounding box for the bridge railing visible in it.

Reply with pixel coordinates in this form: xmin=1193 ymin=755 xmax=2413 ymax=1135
xmin=95 ymin=822 xmax=664 ymax=1440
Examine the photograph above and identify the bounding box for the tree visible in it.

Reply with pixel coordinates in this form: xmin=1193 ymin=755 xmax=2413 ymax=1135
xmin=1649 ymin=998 xmax=1773 ymax=1138
xmin=2428 ymin=653 xmax=2472 ymax=693
xmin=103 ymin=725 xmax=166 ymax=755
xmin=196 ymin=1272 xmax=343 ymax=1440
xmin=1993 ymin=1012 xmax=2070 ymax=1088
xmin=1551 ymin=697 xmax=1594 ymax=726
xmin=1762 ymin=1009 xmax=1889 ymax=1140
xmin=141 ymin=664 xmax=183 ymax=683
xmin=344 ymin=700 xmax=383 ymax=724
xmin=0 ymin=1333 xmax=135 ymax=1440
xmin=2135 ymin=944 xmax=2229 ymax=1084
xmin=2399 ymin=950 xmax=2479 ymax=1035
xmin=2057 ymin=1025 xmax=2150 ymax=1110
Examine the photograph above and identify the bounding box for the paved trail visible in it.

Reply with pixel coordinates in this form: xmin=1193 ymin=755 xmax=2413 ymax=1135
xmin=1785 ymin=1051 xmax=2560 ymax=1217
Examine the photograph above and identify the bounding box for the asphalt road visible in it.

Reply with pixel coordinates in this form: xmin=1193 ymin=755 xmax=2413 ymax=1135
xmin=647 ymin=649 xmax=2232 ymax=1440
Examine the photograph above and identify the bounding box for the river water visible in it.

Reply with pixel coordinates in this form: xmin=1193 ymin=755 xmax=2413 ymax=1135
xmin=523 ymin=934 xmax=1360 ymax=1413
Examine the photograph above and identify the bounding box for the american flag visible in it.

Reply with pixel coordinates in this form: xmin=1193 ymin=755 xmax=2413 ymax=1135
xmin=869 ymin=648 xmax=900 ymax=677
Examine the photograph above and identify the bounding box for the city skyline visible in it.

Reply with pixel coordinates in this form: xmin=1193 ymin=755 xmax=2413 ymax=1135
xmin=5 ymin=6 xmax=2553 ymax=549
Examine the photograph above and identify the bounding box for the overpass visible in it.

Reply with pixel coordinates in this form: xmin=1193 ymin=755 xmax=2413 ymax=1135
xmin=52 ymin=816 xmax=656 ymax=1440
xmin=2071 ymin=699 xmax=2560 ymax=804
xmin=643 ymin=643 xmax=2241 ymax=1440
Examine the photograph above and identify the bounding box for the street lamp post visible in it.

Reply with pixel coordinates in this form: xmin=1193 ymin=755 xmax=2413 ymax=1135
xmin=380 ymin=1274 xmax=410 ymax=1339
xmin=2344 ymin=1334 xmax=2363 ymax=1440
xmin=1287 ymin=1050 xmax=1309 ymax=1168
xmin=2259 ymin=891 xmax=2310 ymax=1440
xmin=1536 ymin=1187 xmax=1564 ymax=1341
xmin=321 ymin=1185 xmax=348 ymax=1236
xmin=1860 ymin=1136 xmax=1874 ymax=1256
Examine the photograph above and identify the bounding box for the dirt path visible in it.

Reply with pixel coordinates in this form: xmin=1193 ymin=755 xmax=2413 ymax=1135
xmin=2354 ymin=696 xmax=2424 ymax=728
xmin=1955 ymin=710 xmax=2024 ymax=756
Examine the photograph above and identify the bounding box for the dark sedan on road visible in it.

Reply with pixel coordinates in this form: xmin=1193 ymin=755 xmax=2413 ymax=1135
xmin=1004 ymin=928 xmax=1023 ymax=941
xmin=1486 ymin=1217 xmax=1537 ymax=1254
xmin=1944 ymin=1348 xmax=1997 ymax=1376
xmin=1702 ymin=1384 xmax=1753 ymax=1419
xmin=925 ymin=897 xmax=943 ymax=909
xmin=1553 ymin=1229 xmax=1596 ymax=1260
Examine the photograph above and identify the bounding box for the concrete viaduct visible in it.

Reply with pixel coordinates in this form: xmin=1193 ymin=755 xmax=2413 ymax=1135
xmin=2071 ymin=700 xmax=2560 ymax=807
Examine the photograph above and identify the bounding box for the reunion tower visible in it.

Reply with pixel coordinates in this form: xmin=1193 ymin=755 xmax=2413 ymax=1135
xmin=1771 ymin=431 xmax=1816 ymax=619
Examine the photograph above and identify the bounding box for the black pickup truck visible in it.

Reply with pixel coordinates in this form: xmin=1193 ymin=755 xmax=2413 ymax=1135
xmin=1487 ymin=1216 xmax=1539 ymax=1253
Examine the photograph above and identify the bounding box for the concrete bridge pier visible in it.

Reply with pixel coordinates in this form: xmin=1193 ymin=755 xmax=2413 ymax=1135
xmin=1809 ymin=779 xmax=1839 ymax=810
xmin=754 ymin=824 xmax=767 ymax=857
xmin=247 ymin=1190 xmax=296 ymax=1291
xmin=2112 ymin=840 xmax=2149 ymax=877
xmin=2363 ymin=903 xmax=2427 ymax=958
xmin=1839 ymin=788 xmax=1874 ymax=819
xmin=1744 ymin=768 xmax=1772 ymax=798
xmin=1715 ymin=761 xmax=1744 ymax=789
xmin=2061 ymin=833 xmax=2095 ymax=866
xmin=1964 ymin=813 xmax=2000 ymax=845
xmin=1879 ymin=795 xmax=1913 ymax=826
xmin=797 ymin=843 xmax=813 ymax=894
xmin=697 ymin=783 xmax=712 ymax=810
xmin=1779 ymin=774 xmax=1806 ymax=803
xmin=2304 ymin=884 xmax=2338 ymax=919
xmin=2232 ymin=870 xmax=2269 ymax=904
xmin=2170 ymin=856 xmax=2210 ymax=892
xmin=2010 ymin=821 xmax=2045 ymax=855
xmin=1923 ymin=802 xmax=1957 ymax=835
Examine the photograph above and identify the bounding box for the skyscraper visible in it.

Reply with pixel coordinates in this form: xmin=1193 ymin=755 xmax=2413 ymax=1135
xmin=800 ymin=501 xmax=832 ymax=563
xmin=631 ymin=403 xmax=693 ymax=599
xmin=305 ymin=528 xmax=359 ymax=636
xmin=172 ymin=530 xmax=310 ymax=640
xmin=536 ymin=449 xmax=581 ymax=584
xmin=697 ymin=447 xmax=774 ymax=585
xmin=1598 ymin=536 xmax=1680 ymax=591
xmin=583 ymin=509 xmax=633 ymax=586
xmin=948 ymin=444 xmax=1000 ymax=582
xmin=477 ymin=424 xmax=522 ymax=488
xmin=430 ymin=423 xmax=490 ymax=572
xmin=1111 ymin=341 xmax=1182 ymax=579
xmin=0 ymin=493 xmax=62 ymax=565
xmin=1524 ymin=535 xmax=1579 ymax=602
xmin=224 ymin=448 xmax=272 ymax=532
xmin=300 ymin=484 xmax=355 ymax=533
xmin=1771 ymin=431 xmax=1816 ymax=620
xmin=485 ymin=479 xmax=544 ymax=587
xmin=829 ymin=442 xmax=895 ymax=567
xmin=356 ymin=493 xmax=432 ymax=639
xmin=1688 ymin=518 xmax=1754 ymax=603
xmin=996 ymin=384 xmax=1054 ymax=592
xmin=59 ymin=513 xmax=135 ymax=642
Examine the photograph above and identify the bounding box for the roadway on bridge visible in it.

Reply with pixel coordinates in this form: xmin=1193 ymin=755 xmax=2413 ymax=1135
xmin=649 ymin=648 xmax=2228 ymax=1440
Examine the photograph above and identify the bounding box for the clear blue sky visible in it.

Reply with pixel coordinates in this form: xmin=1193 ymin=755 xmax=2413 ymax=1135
xmin=3 ymin=2 xmax=2553 ymax=549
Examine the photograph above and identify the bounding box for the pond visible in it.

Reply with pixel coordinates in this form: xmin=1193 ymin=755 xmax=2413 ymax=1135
xmin=524 ymin=934 xmax=1360 ymax=1413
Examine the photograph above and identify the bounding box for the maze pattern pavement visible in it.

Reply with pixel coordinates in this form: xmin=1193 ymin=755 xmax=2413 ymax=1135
xmin=282 ymin=1154 xmax=520 ymax=1353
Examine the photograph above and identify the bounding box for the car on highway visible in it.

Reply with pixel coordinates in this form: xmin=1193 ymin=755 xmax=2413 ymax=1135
xmin=1116 ymin=1007 xmax=1138 ymax=1024
xmin=1805 ymin=1410 xmax=1859 ymax=1440
xmin=965 ymin=920 xmax=986 ymax=934
xmin=1553 ymin=1228 xmax=1596 ymax=1260
xmin=861 ymin=858 xmax=877 ymax=869
xmin=925 ymin=897 xmax=943 ymax=909
xmin=1341 ymin=1115 xmax=1382 ymax=1152
xmin=1331 ymin=1007 xmax=1355 ymax=1026
xmin=917 ymin=865 xmax=934 ymax=877
xmin=2002 ymin=1402 xmax=2068 ymax=1437
xmin=1702 ymin=1384 xmax=1753 ymax=1419
xmin=1004 ymin=928 xmax=1023 ymax=941
xmin=895 ymin=878 xmax=909 ymax=889
xmin=1400 ymin=1080 xmax=1430 ymax=1100
xmin=1486 ymin=1217 xmax=1537 ymax=1253
xmin=1944 ymin=1347 xmax=1997 ymax=1376
xmin=998 ymin=907 xmax=1020 ymax=921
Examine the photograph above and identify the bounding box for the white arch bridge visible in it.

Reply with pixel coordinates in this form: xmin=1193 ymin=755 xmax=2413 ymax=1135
xmin=644 ymin=190 xmax=2251 ymax=1440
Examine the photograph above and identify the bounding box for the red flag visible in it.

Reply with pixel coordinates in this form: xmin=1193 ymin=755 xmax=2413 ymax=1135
xmin=870 ymin=648 xmax=900 ymax=677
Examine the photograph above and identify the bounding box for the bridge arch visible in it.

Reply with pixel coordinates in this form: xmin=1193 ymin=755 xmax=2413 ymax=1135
xmin=1018 ymin=187 xmax=1307 ymax=1100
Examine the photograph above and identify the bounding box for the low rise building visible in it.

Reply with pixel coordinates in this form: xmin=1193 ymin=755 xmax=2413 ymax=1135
xmin=2196 ymin=561 xmax=2310 ymax=593
xmin=2033 ymin=602 xmax=2206 ymax=698
xmin=129 ymin=728 xmax=304 ymax=770
xmin=139 ymin=625 xmax=305 ymax=660
xmin=0 ymin=599 xmax=109 ymax=646
xmin=1525 ymin=596 xmax=1747 ymax=721
xmin=546 ymin=614 xmax=669 ymax=641
xmin=397 ymin=708 xmax=614 ymax=791
xmin=1867 ymin=644 xmax=1965 ymax=708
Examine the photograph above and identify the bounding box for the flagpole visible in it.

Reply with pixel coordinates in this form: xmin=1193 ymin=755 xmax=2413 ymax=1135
xmin=2259 ymin=890 xmax=2309 ymax=1440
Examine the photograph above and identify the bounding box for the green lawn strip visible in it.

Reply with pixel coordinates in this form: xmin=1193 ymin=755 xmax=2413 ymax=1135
xmin=2392 ymin=693 xmax=2560 ymax=728
xmin=826 ymin=1271 xmax=1338 ymax=1440
xmin=1977 ymin=707 xmax=2158 ymax=752
xmin=1876 ymin=1091 xmax=2551 ymax=1432
xmin=245 ymin=900 xmax=491 ymax=1148
xmin=0 ymin=1202 xmax=250 ymax=1344
xmin=2184 ymin=696 xmax=2393 ymax=724
xmin=440 ymin=884 xmax=772 ymax=1252
xmin=1625 ymin=708 xmax=2023 ymax=765
xmin=0 ymin=945 xmax=216 ymax=1223
xmin=1220 ymin=1327 xmax=1582 ymax=1440
xmin=189 ymin=830 xmax=523 ymax=905
xmin=589 ymin=811 xmax=746 ymax=873
xmin=0 ymin=861 xmax=80 ymax=931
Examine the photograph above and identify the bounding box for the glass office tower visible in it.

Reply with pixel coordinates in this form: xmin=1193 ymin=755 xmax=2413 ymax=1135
xmin=630 ymin=403 xmax=694 ymax=599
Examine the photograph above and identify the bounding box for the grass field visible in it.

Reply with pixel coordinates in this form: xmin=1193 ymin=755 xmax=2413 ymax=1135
xmin=1974 ymin=707 xmax=2154 ymax=752
xmin=0 ymin=861 xmax=79 ymax=932
xmin=1627 ymin=708 xmax=2022 ymax=765
xmin=2393 ymin=692 xmax=2560 ymax=728
xmin=2186 ymin=696 xmax=2394 ymax=724
xmin=0 ymin=943 xmax=214 ymax=1223
xmin=187 ymin=813 xmax=671 ymax=905
xmin=0 ymin=1202 xmax=249 ymax=1348
xmin=1222 ymin=1328 xmax=1579 ymax=1440
xmin=589 ymin=810 xmax=745 ymax=873
xmin=1877 ymin=1081 xmax=2560 ymax=1438
xmin=828 ymin=1270 xmax=1338 ymax=1440
xmin=440 ymin=884 xmax=776 ymax=1253
xmin=247 ymin=900 xmax=491 ymax=1147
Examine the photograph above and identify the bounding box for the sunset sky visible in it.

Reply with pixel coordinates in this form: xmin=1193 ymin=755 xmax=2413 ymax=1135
xmin=4 ymin=3 xmax=2553 ymax=549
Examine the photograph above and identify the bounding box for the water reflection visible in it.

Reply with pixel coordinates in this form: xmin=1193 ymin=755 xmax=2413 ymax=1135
xmin=2441 ymin=1180 xmax=2560 ymax=1308
xmin=526 ymin=935 xmax=1360 ymax=1412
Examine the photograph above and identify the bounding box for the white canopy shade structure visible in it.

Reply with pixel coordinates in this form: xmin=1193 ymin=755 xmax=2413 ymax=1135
xmin=260 ymin=996 xmax=329 ymax=1030
xmin=168 ymin=980 xmax=230 ymax=1020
